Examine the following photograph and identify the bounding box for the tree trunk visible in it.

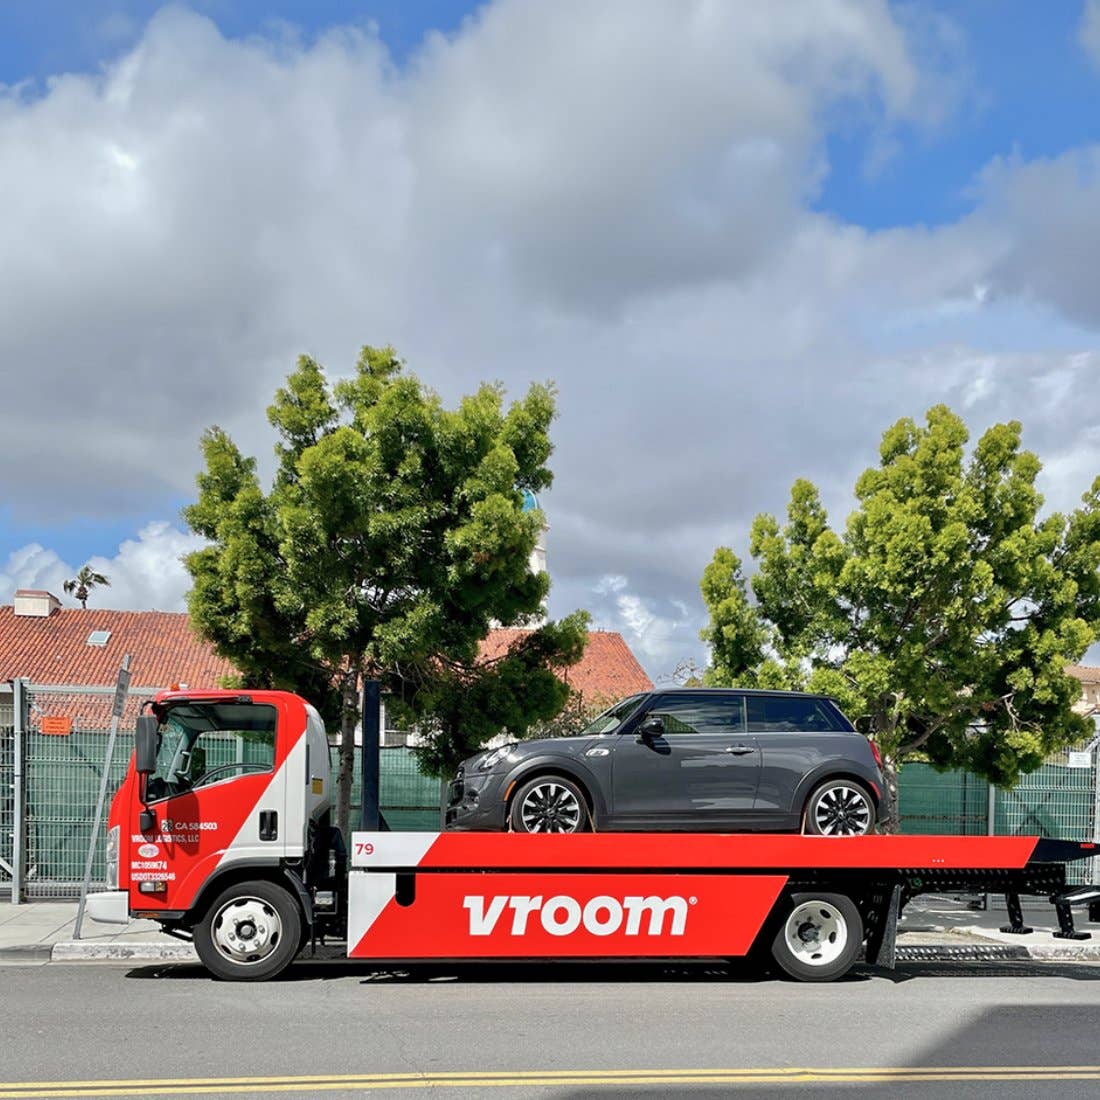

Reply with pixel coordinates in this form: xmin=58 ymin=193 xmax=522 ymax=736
xmin=879 ymin=754 xmax=901 ymax=834
xmin=336 ymin=674 xmax=359 ymax=844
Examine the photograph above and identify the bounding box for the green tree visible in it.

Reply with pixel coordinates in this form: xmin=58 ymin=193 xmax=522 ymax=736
xmin=700 ymin=405 xmax=1100 ymax=830
xmin=184 ymin=345 xmax=586 ymax=840
xmin=399 ymin=612 xmax=591 ymax=778
xmin=63 ymin=565 xmax=110 ymax=609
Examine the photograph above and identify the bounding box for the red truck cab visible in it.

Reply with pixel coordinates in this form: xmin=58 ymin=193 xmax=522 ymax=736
xmin=88 ymin=689 xmax=339 ymax=978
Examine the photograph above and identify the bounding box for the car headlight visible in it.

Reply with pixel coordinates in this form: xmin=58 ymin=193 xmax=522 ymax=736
xmin=105 ymin=824 xmax=120 ymax=890
xmin=479 ymin=746 xmax=513 ymax=771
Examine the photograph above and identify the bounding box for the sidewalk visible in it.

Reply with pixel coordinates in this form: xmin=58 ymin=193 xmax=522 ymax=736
xmin=3 ymin=893 xmax=1100 ymax=966
xmin=0 ymin=901 xmax=196 ymax=963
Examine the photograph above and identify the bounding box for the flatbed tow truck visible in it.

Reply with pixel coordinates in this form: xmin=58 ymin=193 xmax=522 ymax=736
xmin=87 ymin=688 xmax=1100 ymax=982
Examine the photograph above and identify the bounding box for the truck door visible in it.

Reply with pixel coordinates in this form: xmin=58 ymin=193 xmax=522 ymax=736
xmin=609 ymin=693 xmax=759 ymax=828
xmin=135 ymin=700 xmax=285 ymax=912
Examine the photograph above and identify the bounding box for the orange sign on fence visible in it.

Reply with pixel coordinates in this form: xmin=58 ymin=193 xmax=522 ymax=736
xmin=40 ymin=715 xmax=73 ymax=736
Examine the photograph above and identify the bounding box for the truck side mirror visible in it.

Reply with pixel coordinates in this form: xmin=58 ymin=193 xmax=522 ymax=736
xmin=135 ymin=715 xmax=158 ymax=776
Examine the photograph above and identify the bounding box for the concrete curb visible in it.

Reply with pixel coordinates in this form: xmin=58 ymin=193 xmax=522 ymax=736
xmin=29 ymin=939 xmax=1100 ymax=966
xmin=50 ymin=941 xmax=198 ymax=963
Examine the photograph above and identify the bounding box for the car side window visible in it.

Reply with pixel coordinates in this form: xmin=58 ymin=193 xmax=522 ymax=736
xmin=746 ymin=695 xmax=846 ymax=733
xmin=646 ymin=695 xmax=745 ymax=735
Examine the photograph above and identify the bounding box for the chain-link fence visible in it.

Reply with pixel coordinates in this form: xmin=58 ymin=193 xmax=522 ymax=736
xmin=22 ymin=682 xmax=158 ymax=899
xmin=1 ymin=694 xmax=14 ymax=897
xmin=4 ymin=679 xmax=444 ymax=899
xmin=6 ymin=674 xmax=1100 ymax=898
xmin=349 ymin=749 xmax=444 ymax=832
xmin=898 ymin=742 xmax=1100 ymax=885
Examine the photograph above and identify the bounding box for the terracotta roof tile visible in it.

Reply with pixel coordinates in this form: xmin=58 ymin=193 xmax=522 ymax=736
xmin=1 ymin=604 xmax=651 ymax=710
xmin=0 ymin=606 xmax=235 ymax=689
xmin=1066 ymin=664 xmax=1100 ymax=685
xmin=478 ymin=628 xmax=652 ymax=704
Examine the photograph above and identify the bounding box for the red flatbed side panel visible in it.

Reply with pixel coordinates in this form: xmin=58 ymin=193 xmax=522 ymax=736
xmin=349 ymin=872 xmax=788 ymax=959
xmin=352 ymin=832 xmax=1041 ymax=871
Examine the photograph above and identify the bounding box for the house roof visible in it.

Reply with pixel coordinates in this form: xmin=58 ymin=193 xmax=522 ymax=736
xmin=0 ymin=603 xmax=652 ymax=705
xmin=1067 ymin=664 xmax=1100 ymax=685
xmin=0 ymin=605 xmax=235 ymax=689
xmin=478 ymin=627 xmax=652 ymax=703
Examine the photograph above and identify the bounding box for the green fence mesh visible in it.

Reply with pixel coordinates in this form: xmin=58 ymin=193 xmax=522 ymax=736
xmin=7 ymin=680 xmax=1099 ymax=896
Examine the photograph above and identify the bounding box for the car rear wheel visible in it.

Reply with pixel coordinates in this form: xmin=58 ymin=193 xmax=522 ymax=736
xmin=803 ymin=779 xmax=875 ymax=836
xmin=509 ymin=776 xmax=591 ymax=834
xmin=770 ymin=892 xmax=862 ymax=982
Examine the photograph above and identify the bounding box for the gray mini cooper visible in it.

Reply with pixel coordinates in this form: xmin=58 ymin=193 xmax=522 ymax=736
xmin=446 ymin=688 xmax=884 ymax=835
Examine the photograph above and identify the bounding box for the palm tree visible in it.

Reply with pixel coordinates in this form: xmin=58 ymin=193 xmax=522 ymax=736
xmin=63 ymin=565 xmax=110 ymax=610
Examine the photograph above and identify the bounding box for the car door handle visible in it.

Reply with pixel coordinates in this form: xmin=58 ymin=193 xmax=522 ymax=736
xmin=724 ymin=745 xmax=754 ymax=755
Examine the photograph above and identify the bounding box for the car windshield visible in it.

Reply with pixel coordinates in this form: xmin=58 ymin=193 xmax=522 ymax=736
xmin=579 ymin=694 xmax=644 ymax=735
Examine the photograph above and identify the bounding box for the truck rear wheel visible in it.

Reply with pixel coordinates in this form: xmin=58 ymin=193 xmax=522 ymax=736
xmin=194 ymin=879 xmax=302 ymax=981
xmin=770 ymin=892 xmax=862 ymax=982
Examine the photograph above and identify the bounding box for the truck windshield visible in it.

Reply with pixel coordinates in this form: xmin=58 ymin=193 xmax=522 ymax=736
xmin=145 ymin=702 xmax=278 ymax=802
xmin=579 ymin=694 xmax=644 ymax=735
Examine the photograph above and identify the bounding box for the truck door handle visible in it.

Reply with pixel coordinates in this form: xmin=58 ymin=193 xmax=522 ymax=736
xmin=259 ymin=810 xmax=278 ymax=841
xmin=725 ymin=745 xmax=754 ymax=755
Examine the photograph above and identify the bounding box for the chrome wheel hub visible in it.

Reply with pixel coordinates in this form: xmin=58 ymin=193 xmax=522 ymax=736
xmin=212 ymin=897 xmax=282 ymax=965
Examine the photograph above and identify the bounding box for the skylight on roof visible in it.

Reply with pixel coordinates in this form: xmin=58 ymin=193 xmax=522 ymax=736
xmin=87 ymin=630 xmax=111 ymax=647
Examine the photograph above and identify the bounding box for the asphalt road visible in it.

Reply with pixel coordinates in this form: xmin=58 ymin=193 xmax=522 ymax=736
xmin=3 ymin=958 xmax=1100 ymax=1097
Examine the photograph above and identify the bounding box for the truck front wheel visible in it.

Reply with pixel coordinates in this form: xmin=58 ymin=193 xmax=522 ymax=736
xmin=770 ymin=892 xmax=862 ymax=982
xmin=194 ymin=879 xmax=302 ymax=981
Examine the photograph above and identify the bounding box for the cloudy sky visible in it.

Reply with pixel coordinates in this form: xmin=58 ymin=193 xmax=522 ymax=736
xmin=3 ymin=1 xmax=1100 ymax=680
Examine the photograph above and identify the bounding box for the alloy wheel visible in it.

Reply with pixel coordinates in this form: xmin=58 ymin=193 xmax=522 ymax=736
xmin=813 ymin=784 xmax=872 ymax=836
xmin=520 ymin=781 xmax=583 ymax=833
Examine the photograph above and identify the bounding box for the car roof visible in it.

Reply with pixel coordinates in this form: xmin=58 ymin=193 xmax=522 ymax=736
xmin=644 ymin=687 xmax=830 ymax=698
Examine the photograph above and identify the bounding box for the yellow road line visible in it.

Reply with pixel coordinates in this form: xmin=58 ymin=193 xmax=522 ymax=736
xmin=2 ymin=1067 xmax=1100 ymax=1097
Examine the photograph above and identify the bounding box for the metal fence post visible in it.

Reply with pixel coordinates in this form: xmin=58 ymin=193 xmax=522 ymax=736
xmin=1093 ymin=735 xmax=1100 ymax=888
xmin=11 ymin=678 xmax=26 ymax=905
xmin=73 ymin=656 xmax=131 ymax=939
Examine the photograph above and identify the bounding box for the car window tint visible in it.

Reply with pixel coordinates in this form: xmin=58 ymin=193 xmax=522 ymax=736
xmin=746 ymin=695 xmax=846 ymax=733
xmin=647 ymin=695 xmax=744 ymax=735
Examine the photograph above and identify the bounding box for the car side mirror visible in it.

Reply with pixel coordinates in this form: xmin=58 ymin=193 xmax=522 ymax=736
xmin=135 ymin=715 xmax=158 ymax=776
xmin=854 ymin=715 xmax=873 ymax=735
xmin=636 ymin=716 xmax=665 ymax=743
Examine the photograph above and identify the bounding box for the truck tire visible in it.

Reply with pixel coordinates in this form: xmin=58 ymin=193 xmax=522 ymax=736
xmin=803 ymin=779 xmax=875 ymax=836
xmin=509 ymin=775 xmax=591 ymax=833
xmin=770 ymin=892 xmax=862 ymax=982
xmin=193 ymin=879 xmax=302 ymax=981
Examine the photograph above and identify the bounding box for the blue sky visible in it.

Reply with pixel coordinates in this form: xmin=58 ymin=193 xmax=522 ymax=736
xmin=3 ymin=1 xmax=1100 ymax=673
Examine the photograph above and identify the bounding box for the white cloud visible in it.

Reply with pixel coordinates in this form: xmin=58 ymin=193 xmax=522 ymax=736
xmin=0 ymin=522 xmax=204 ymax=611
xmin=1081 ymin=0 xmax=1100 ymax=68
xmin=587 ymin=573 xmax=699 ymax=677
xmin=4 ymin=3 xmax=1100 ymax=681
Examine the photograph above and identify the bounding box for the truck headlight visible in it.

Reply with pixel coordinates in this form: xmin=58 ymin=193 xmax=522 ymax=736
xmin=105 ymin=825 xmax=120 ymax=890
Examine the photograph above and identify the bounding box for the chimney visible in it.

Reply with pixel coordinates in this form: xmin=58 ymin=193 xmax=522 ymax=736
xmin=13 ymin=589 xmax=62 ymax=617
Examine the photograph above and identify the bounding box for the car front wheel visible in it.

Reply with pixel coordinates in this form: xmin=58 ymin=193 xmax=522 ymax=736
xmin=803 ymin=779 xmax=875 ymax=836
xmin=509 ymin=776 xmax=591 ymax=834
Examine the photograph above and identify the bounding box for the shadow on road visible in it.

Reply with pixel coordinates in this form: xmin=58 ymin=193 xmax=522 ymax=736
xmin=124 ymin=957 xmax=1100 ymax=984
